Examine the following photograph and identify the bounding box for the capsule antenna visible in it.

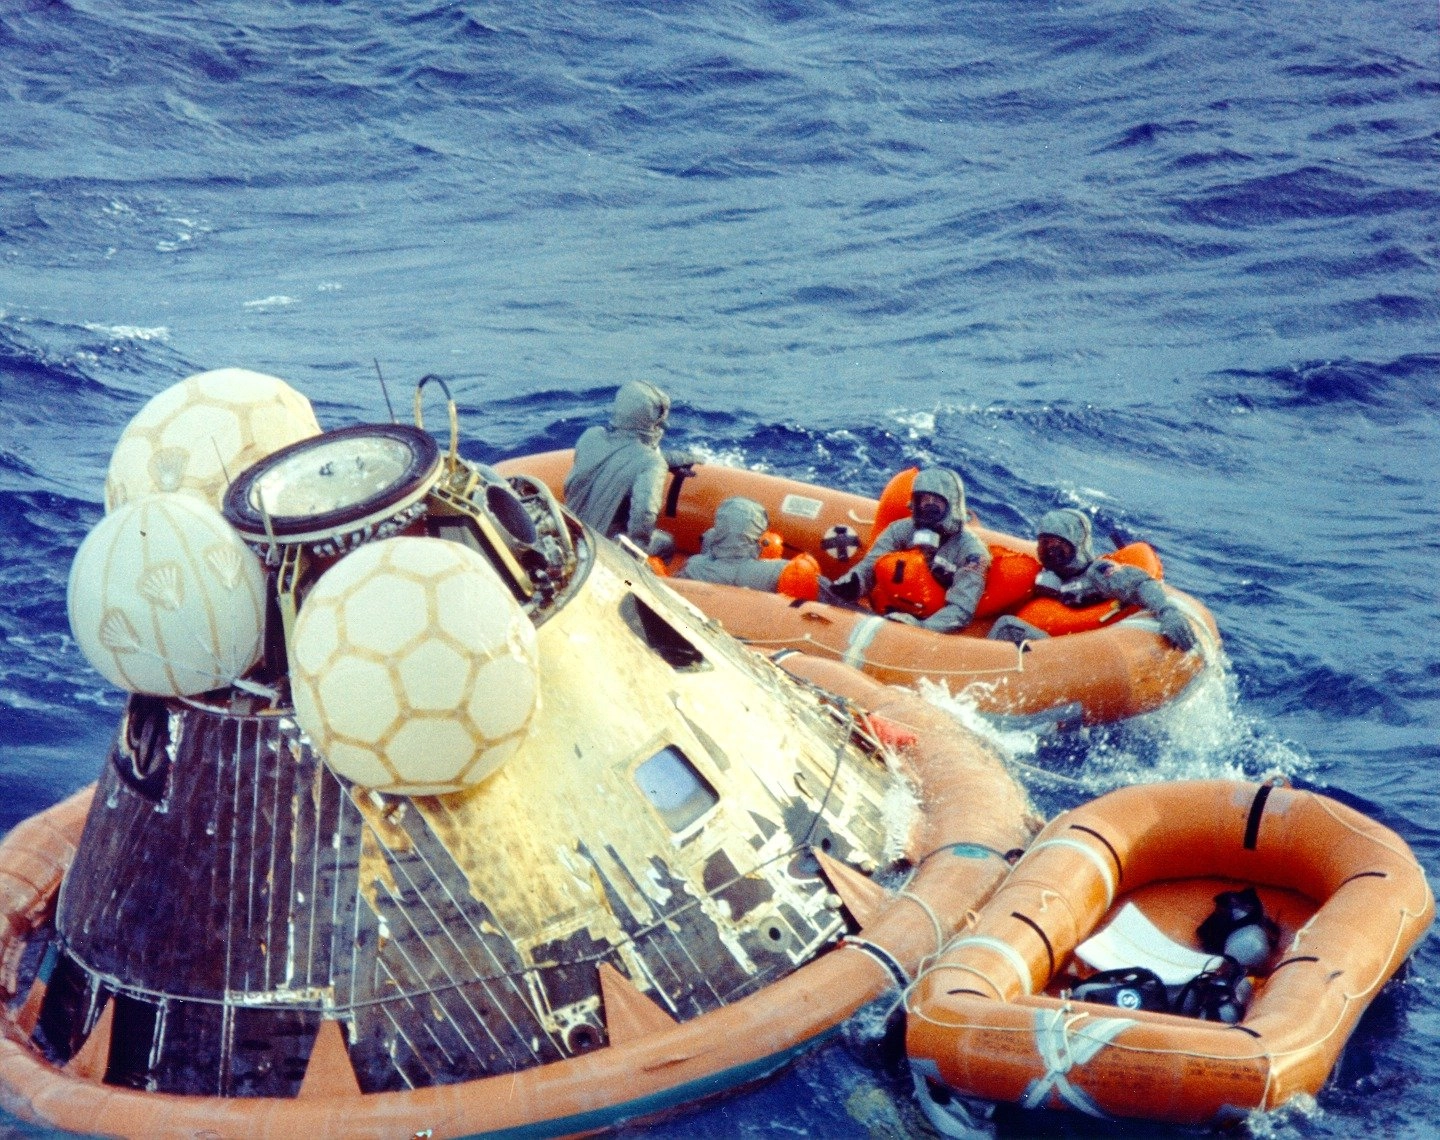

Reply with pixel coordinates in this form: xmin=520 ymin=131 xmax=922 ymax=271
xmin=374 ymin=358 xmax=398 ymax=423
xmin=211 ymin=437 xmax=232 ymax=488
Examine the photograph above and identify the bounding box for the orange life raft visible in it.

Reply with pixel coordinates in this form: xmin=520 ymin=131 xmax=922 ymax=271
xmin=0 ymin=658 xmax=1035 ymax=1140
xmin=904 ymin=779 xmax=1434 ymax=1128
xmin=496 ymin=452 xmax=1220 ymax=727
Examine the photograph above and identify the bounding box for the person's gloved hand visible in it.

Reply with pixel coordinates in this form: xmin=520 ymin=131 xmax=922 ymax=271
xmin=664 ymin=448 xmax=702 ymax=470
xmin=646 ymin=530 xmax=676 ymax=560
xmin=885 ymin=612 xmax=921 ymax=626
xmin=1158 ymin=605 xmax=1197 ymax=651
xmin=987 ymin=614 xmax=1048 ymax=645
xmin=830 ymin=573 xmax=862 ymax=602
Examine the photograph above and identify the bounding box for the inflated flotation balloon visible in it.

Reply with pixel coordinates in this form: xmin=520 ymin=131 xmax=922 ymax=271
xmin=67 ymin=493 xmax=267 ymax=696
xmin=105 ymin=368 xmax=321 ymax=511
xmin=290 ymin=536 xmax=541 ymax=796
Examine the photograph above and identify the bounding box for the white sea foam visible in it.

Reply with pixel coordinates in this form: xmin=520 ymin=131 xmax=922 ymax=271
xmin=83 ymin=323 xmax=169 ymax=342
xmin=914 ymin=653 xmax=1311 ymax=808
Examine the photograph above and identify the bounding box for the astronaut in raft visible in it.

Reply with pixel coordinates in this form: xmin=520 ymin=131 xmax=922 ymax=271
xmin=659 ymin=467 xmax=1198 ymax=653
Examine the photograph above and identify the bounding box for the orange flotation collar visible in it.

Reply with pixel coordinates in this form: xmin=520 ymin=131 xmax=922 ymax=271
xmin=871 ymin=468 xmax=919 ymax=544
xmin=974 ymin=545 xmax=1042 ymax=618
xmin=1011 ymin=542 xmax=1163 ymax=635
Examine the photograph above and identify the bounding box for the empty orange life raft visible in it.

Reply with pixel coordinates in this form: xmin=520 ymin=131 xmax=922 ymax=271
xmin=904 ymin=779 xmax=1434 ymax=1128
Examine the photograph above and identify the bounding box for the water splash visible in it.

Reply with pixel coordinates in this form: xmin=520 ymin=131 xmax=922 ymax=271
xmin=1240 ymin=1092 xmax=1320 ymax=1138
xmin=913 ymin=655 xmax=1312 ymax=816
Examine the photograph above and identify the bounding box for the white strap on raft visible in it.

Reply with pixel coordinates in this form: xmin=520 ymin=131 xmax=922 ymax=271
xmin=945 ymin=935 xmax=1035 ymax=995
xmin=1020 ymin=1007 xmax=1131 ymax=1117
xmin=1021 ymin=837 xmax=1118 ymax=909
xmin=844 ymin=615 xmax=887 ymax=669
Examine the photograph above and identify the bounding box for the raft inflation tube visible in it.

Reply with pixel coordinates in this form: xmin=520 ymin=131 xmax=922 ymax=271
xmin=903 ymin=779 xmax=1434 ymax=1129
xmin=0 ymin=644 xmax=1037 ymax=1138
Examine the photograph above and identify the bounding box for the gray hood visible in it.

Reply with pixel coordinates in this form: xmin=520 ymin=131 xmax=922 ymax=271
xmin=1036 ymin=508 xmax=1095 ymax=575
xmin=610 ymin=381 xmax=670 ymax=446
xmin=912 ymin=466 xmax=967 ymax=537
xmin=700 ymin=497 xmax=769 ymax=560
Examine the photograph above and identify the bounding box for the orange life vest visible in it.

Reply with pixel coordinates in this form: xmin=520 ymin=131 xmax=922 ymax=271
xmin=869 ymin=549 xmax=947 ymax=618
xmin=758 ymin=530 xmax=786 ymax=559
xmin=974 ymin=546 xmax=1043 ymax=618
xmin=1010 ymin=542 xmax=1164 ymax=635
xmin=777 ymin=553 xmax=822 ymax=601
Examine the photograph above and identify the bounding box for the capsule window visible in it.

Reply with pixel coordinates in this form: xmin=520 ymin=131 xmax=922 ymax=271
xmin=635 ymin=746 xmax=718 ymax=832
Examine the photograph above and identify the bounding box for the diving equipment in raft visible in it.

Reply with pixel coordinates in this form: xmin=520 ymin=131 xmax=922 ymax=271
xmin=904 ymin=778 xmax=1434 ymax=1129
xmin=0 ymin=373 xmax=1038 ymax=1138
xmin=494 ymin=450 xmax=1221 ymax=727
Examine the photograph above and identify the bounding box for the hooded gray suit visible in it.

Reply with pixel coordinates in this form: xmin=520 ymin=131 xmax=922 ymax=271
xmin=564 ymin=382 xmax=673 ymax=545
xmin=990 ymin=508 xmax=1196 ymax=650
xmin=837 ymin=467 xmax=991 ymax=633
xmin=675 ymin=497 xmax=787 ymax=591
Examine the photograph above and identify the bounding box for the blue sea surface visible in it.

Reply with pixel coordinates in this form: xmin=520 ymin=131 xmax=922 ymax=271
xmin=2 ymin=1 xmax=1437 ymax=1136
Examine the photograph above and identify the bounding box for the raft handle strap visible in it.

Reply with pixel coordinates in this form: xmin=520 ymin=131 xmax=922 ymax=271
xmin=1011 ymin=912 xmax=1055 ymax=982
xmin=840 ymin=936 xmax=911 ymax=989
xmin=1243 ymin=783 xmax=1274 ymax=850
xmin=1067 ymin=824 xmax=1123 ymax=883
xmin=664 ymin=464 xmax=692 ymax=518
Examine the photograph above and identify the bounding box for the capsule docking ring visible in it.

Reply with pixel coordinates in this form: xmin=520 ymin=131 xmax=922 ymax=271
xmin=221 ymin=423 xmax=443 ymax=559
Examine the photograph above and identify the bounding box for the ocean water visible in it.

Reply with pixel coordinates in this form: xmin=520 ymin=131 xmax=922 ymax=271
xmin=2 ymin=1 xmax=1437 ymax=1137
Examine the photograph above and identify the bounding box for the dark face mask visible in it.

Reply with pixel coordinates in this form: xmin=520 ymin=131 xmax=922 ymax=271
xmin=1037 ymin=535 xmax=1077 ymax=573
xmin=911 ymin=492 xmax=948 ymax=530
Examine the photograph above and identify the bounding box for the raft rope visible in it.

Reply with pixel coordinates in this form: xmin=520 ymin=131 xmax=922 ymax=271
xmin=901 ymin=788 xmax=1436 ymax=1114
xmin=1020 ymin=838 xmax=1117 ymax=909
xmin=904 ymin=998 xmax=1277 ymax=1084
xmin=897 ymin=889 xmax=947 ymax=955
xmin=742 ymin=628 xmax=1030 ymax=681
xmin=744 ymin=588 xmax=1220 ymax=692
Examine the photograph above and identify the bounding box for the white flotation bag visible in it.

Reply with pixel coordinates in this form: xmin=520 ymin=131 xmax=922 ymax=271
xmin=105 ymin=368 xmax=321 ymax=511
xmin=290 ymin=536 xmax=541 ymax=796
xmin=67 ymin=492 xmax=267 ymax=696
